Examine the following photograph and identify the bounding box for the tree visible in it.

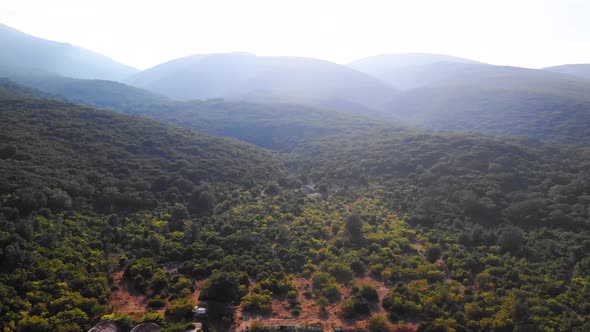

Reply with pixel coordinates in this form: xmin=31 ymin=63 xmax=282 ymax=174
xmin=358 ymin=283 xmax=379 ymax=302
xmin=251 ymin=320 xmax=265 ymax=331
xmin=199 ymin=271 xmax=239 ymax=302
xmin=368 ymin=315 xmax=391 ymax=332
xmin=425 ymin=245 xmax=442 ymax=263
xmin=498 ymin=226 xmax=524 ymax=254
xmin=265 ymin=182 xmax=280 ymax=195
xmin=18 ymin=315 xmax=52 ymax=332
xmin=170 ymin=205 xmax=189 ymax=221
xmin=344 ymin=213 xmax=364 ymax=247
xmin=166 ymin=298 xmax=194 ymax=321
xmin=188 ymin=189 xmax=215 ymax=214
xmin=47 ymin=188 xmax=72 ymax=210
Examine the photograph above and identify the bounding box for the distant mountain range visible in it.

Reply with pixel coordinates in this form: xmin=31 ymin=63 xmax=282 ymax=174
xmin=544 ymin=64 xmax=590 ymax=80
xmin=347 ymin=53 xmax=590 ymax=144
xmin=3 ymin=23 xmax=590 ymax=146
xmin=0 ymin=23 xmax=138 ymax=80
xmin=348 ymin=53 xmax=484 ymax=90
xmin=124 ymin=52 xmax=398 ymax=116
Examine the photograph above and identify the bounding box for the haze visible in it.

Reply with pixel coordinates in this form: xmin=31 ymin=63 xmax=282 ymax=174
xmin=2 ymin=0 xmax=590 ymax=70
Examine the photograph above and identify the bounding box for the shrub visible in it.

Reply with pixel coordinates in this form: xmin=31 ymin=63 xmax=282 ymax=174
xmin=368 ymin=315 xmax=392 ymax=332
xmin=425 ymin=245 xmax=442 ymax=263
xmin=321 ymin=284 xmax=341 ymax=303
xmin=165 ymin=298 xmax=194 ymax=321
xmin=241 ymin=293 xmax=272 ymax=313
xmin=358 ymin=283 xmax=379 ymax=302
xmin=251 ymin=320 xmax=265 ymax=331
xmin=148 ymin=298 xmax=166 ymax=308
xmin=328 ymin=263 xmax=354 ymax=283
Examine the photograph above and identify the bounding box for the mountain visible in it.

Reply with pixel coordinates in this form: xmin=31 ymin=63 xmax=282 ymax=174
xmin=348 ymin=53 xmax=484 ymax=90
xmin=0 ymin=77 xmax=51 ymax=99
xmin=135 ymin=100 xmax=400 ymax=151
xmin=125 ymin=53 xmax=397 ymax=115
xmin=0 ymin=23 xmax=138 ymax=80
xmin=296 ymin=127 xmax=590 ymax=229
xmin=384 ymin=65 xmax=590 ymax=145
xmin=0 ymin=79 xmax=282 ymax=215
xmin=544 ymin=64 xmax=590 ymax=80
xmin=2 ymin=71 xmax=170 ymax=112
xmin=1 ymin=80 xmax=589 ymax=332
xmin=2 ymin=73 xmax=400 ymax=152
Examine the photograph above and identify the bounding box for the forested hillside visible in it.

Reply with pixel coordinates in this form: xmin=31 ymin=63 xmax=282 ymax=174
xmin=0 ymin=77 xmax=397 ymax=152
xmin=0 ymin=82 xmax=282 ymax=216
xmin=6 ymin=73 xmax=169 ymax=111
xmin=296 ymin=130 xmax=590 ymax=231
xmin=0 ymin=43 xmax=590 ymax=332
xmin=0 ymin=82 xmax=287 ymax=331
xmin=1 ymin=80 xmax=589 ymax=331
xmin=129 ymin=100 xmax=398 ymax=152
xmin=384 ymin=67 xmax=590 ymax=145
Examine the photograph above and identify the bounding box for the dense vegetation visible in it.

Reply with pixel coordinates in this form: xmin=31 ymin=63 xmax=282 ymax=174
xmin=369 ymin=64 xmax=590 ymax=146
xmin=1 ymin=74 xmax=590 ymax=331
xmin=296 ymin=129 xmax=590 ymax=230
xmin=0 ymin=77 xmax=395 ymax=152
xmin=136 ymin=100 xmax=394 ymax=152
xmin=387 ymin=81 xmax=590 ymax=145
xmin=6 ymin=73 xmax=169 ymax=112
xmin=0 ymin=82 xmax=282 ymax=214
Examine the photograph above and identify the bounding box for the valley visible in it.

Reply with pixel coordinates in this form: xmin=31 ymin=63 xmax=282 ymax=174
xmin=0 ymin=21 xmax=589 ymax=332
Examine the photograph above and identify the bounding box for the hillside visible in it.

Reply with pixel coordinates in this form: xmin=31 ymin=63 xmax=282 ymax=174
xmin=4 ymin=75 xmax=399 ymax=152
xmin=296 ymin=129 xmax=590 ymax=229
xmin=544 ymin=64 xmax=590 ymax=80
xmin=124 ymin=100 xmax=401 ymax=152
xmin=0 ymin=81 xmax=282 ymax=216
xmin=384 ymin=66 xmax=590 ymax=145
xmin=0 ymin=80 xmax=589 ymax=331
xmin=348 ymin=53 xmax=484 ymax=90
xmin=125 ymin=53 xmax=397 ymax=115
xmin=0 ymin=24 xmax=138 ymax=80
xmin=3 ymin=72 xmax=170 ymax=112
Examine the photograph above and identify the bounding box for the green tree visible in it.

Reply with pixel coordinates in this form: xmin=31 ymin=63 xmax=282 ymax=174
xmin=199 ymin=271 xmax=239 ymax=302
xmin=425 ymin=245 xmax=442 ymax=263
xmin=368 ymin=315 xmax=391 ymax=332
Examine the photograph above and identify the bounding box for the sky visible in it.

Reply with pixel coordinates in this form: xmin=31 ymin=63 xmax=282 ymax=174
xmin=1 ymin=0 xmax=589 ymax=70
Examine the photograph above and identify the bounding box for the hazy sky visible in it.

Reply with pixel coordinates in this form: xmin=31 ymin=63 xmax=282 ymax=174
xmin=1 ymin=0 xmax=589 ymax=70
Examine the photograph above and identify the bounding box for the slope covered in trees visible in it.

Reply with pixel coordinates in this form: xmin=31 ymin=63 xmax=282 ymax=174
xmin=0 ymin=78 xmax=589 ymax=331
xmin=296 ymin=129 xmax=590 ymax=231
xmin=0 ymin=77 xmax=397 ymax=152
xmin=0 ymin=81 xmax=282 ymax=217
xmin=4 ymin=72 xmax=170 ymax=112
xmin=129 ymin=100 xmax=399 ymax=152
xmin=383 ymin=66 xmax=590 ymax=145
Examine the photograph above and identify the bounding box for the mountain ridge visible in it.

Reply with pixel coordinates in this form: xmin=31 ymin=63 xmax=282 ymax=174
xmin=0 ymin=23 xmax=139 ymax=81
xmin=125 ymin=52 xmax=398 ymax=116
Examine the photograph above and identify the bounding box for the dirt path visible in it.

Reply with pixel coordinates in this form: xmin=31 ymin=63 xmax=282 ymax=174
xmin=108 ymin=271 xmax=152 ymax=319
xmin=191 ymin=280 xmax=205 ymax=304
